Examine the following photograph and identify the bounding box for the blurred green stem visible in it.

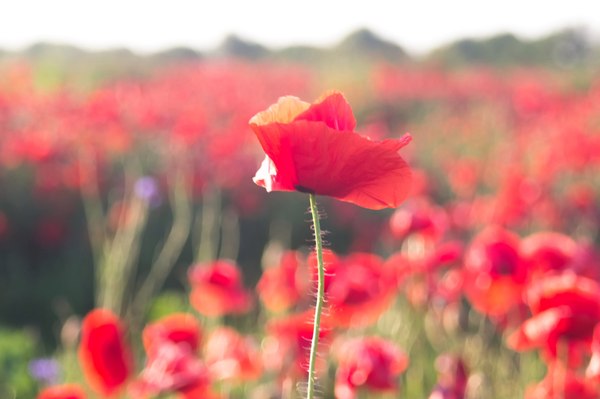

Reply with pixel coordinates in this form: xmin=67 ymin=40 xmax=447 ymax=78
xmin=307 ymin=193 xmax=324 ymax=399
xmin=219 ymin=206 xmax=240 ymax=261
xmin=79 ymin=151 xmax=105 ymax=268
xmin=97 ymin=160 xmax=148 ymax=314
xmin=196 ymin=186 xmax=222 ymax=262
xmin=129 ymin=169 xmax=192 ymax=327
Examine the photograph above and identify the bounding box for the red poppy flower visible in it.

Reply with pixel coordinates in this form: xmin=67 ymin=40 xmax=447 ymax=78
xmin=188 ymin=260 xmax=253 ymax=317
xmin=203 ymin=327 xmax=263 ymax=382
xmin=38 ymin=384 xmax=87 ymax=399
xmin=334 ymin=337 xmax=408 ymax=399
xmin=250 ymin=91 xmax=412 ymax=210
xmin=78 ymin=309 xmax=133 ymax=397
xmin=463 ymin=227 xmax=527 ymax=316
xmin=142 ymin=313 xmax=202 ymax=358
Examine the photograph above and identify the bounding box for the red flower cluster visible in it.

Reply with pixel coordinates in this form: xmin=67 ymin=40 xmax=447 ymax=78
xmin=12 ymin=56 xmax=600 ymax=399
xmin=257 ymin=248 xmax=400 ymax=328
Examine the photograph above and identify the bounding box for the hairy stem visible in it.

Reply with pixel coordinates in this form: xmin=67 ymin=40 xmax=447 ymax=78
xmin=307 ymin=193 xmax=325 ymax=399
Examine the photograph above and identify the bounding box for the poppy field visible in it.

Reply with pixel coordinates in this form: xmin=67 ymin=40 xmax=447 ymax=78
xmin=1 ymin=43 xmax=600 ymax=399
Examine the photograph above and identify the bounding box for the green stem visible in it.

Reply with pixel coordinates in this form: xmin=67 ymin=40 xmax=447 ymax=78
xmin=307 ymin=193 xmax=325 ymax=399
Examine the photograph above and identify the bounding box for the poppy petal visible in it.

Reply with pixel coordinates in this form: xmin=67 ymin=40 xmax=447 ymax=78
xmin=252 ymin=119 xmax=411 ymax=209
xmin=294 ymin=91 xmax=356 ymax=131
xmin=249 ymin=96 xmax=310 ymax=125
xmin=252 ymin=156 xmax=295 ymax=192
xmin=507 ymin=306 xmax=571 ymax=351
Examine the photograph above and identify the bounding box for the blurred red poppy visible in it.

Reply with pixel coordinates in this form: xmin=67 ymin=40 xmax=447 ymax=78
xmin=250 ymin=91 xmax=412 ymax=210
xmin=389 ymin=197 xmax=448 ymax=243
xmin=508 ymin=273 xmax=600 ymax=363
xmin=264 ymin=310 xmax=333 ymax=378
xmin=424 ymin=241 xmax=465 ymax=304
xmin=129 ymin=340 xmax=212 ymax=399
xmin=586 ymin=325 xmax=600 ymax=380
xmin=257 ymin=250 xmax=308 ymax=312
xmin=521 ymin=232 xmax=577 ymax=277
xmin=38 ymin=384 xmax=86 ymax=399
xmin=334 ymin=337 xmax=408 ymax=399
xmin=463 ymin=227 xmax=527 ymax=316
xmin=525 ymin=364 xmax=599 ymax=399
xmin=428 ymin=354 xmax=468 ymax=399
xmin=178 ymin=385 xmax=223 ymax=399
xmin=34 ymin=217 xmax=68 ymax=248
xmin=78 ymin=309 xmax=133 ymax=397
xmin=204 ymin=327 xmax=263 ymax=382
xmin=188 ymin=260 xmax=253 ymax=317
xmin=309 ymin=251 xmax=397 ymax=327
xmin=388 ymin=240 xmax=464 ymax=308
xmin=570 ymin=243 xmax=600 ymax=281
xmin=527 ymin=273 xmax=600 ymax=315
xmin=142 ymin=313 xmax=202 ymax=358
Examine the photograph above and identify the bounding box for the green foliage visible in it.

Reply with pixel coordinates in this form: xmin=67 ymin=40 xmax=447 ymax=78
xmin=146 ymin=291 xmax=190 ymax=322
xmin=0 ymin=328 xmax=39 ymax=399
xmin=2 ymin=27 xmax=598 ymax=71
xmin=428 ymin=28 xmax=597 ymax=68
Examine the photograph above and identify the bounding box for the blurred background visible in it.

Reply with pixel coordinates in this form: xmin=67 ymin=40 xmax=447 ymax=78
xmin=1 ymin=1 xmax=600 ymax=398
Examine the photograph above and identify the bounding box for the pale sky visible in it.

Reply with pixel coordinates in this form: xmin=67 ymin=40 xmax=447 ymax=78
xmin=1 ymin=1 xmax=598 ymax=54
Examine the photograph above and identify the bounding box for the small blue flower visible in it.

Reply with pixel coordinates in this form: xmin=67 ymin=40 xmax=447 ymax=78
xmin=29 ymin=358 xmax=61 ymax=385
xmin=134 ymin=176 xmax=162 ymax=207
